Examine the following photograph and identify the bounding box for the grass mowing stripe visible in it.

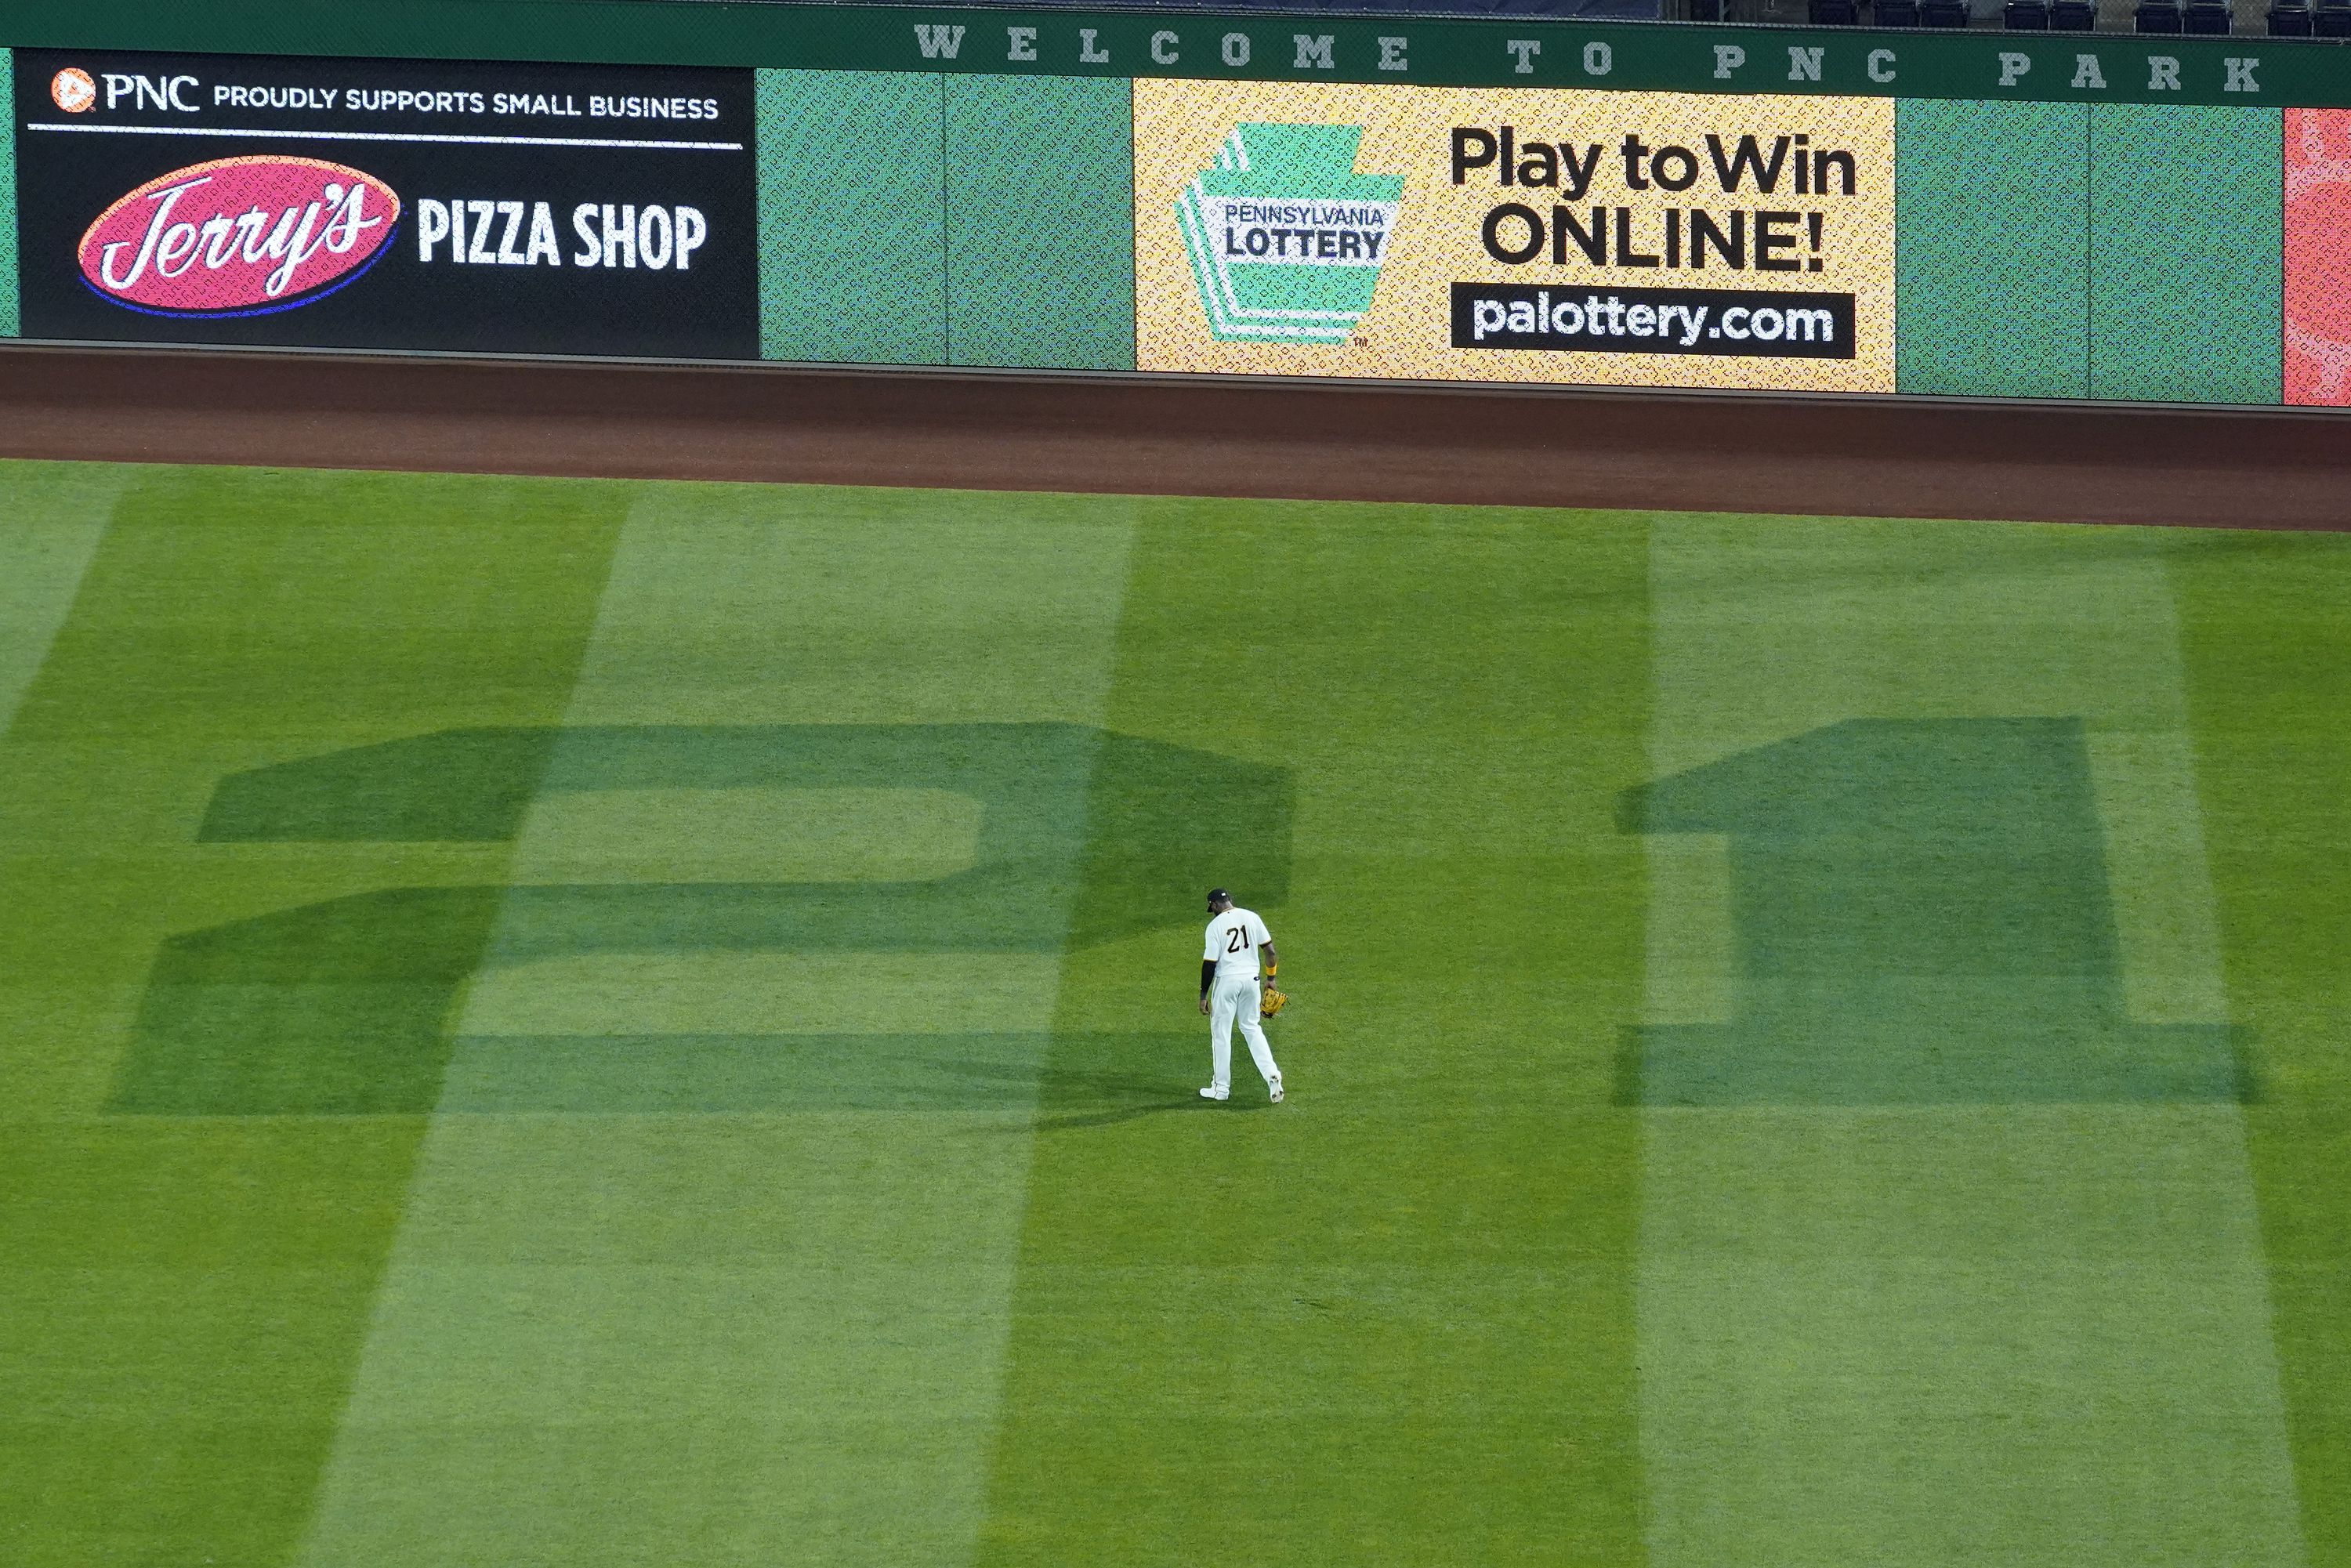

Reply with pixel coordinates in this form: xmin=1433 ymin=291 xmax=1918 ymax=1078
xmin=1637 ymin=513 xmax=2300 ymax=1566
xmin=0 ymin=464 xmax=628 ymax=1568
xmin=0 ymin=461 xmax=121 ymax=1117
xmin=2174 ymin=527 xmax=2351 ymax=1565
xmin=976 ymin=499 xmax=1648 ymax=1566
xmin=2089 ymin=729 xmax=2233 ymax=1027
xmin=0 ymin=462 xmax=118 ymax=748
xmin=294 ymin=483 xmax=1138 ymax=1567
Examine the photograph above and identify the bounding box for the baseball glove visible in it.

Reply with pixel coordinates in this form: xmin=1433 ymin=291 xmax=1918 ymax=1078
xmin=1260 ymin=986 xmax=1289 ymax=1019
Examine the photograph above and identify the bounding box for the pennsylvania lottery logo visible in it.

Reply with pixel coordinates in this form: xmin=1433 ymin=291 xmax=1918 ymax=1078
xmin=1175 ymin=123 xmax=1404 ymax=344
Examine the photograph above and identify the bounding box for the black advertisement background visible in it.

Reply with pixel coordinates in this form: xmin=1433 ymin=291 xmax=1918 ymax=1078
xmin=15 ymin=49 xmax=758 ymax=358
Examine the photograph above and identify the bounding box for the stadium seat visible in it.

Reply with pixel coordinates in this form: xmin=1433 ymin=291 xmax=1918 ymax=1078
xmin=2269 ymin=0 xmax=2313 ymax=28
xmin=2135 ymin=0 xmax=2185 ymax=25
xmin=1874 ymin=0 xmax=1925 ymax=21
xmin=2183 ymin=0 xmax=2232 ymax=26
xmin=2317 ymin=0 xmax=2351 ymax=29
xmin=2005 ymin=0 xmax=2053 ymax=25
xmin=1921 ymin=0 xmax=1971 ymax=22
xmin=2049 ymin=0 xmax=2097 ymax=24
xmin=1810 ymin=0 xmax=1862 ymax=20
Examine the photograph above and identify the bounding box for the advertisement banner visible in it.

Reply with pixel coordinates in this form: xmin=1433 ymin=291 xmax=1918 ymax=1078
xmin=13 ymin=49 xmax=758 ymax=357
xmin=1136 ymin=79 xmax=1895 ymax=394
xmin=2286 ymin=107 xmax=2351 ymax=407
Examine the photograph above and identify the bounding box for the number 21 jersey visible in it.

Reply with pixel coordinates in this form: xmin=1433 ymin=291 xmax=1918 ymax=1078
xmin=1204 ymin=907 xmax=1271 ymax=980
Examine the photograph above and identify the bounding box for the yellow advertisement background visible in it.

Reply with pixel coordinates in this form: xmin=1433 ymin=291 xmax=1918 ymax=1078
xmin=1136 ymin=81 xmax=1896 ymax=393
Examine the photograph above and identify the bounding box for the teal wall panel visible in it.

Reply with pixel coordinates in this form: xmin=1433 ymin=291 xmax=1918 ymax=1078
xmin=944 ymin=75 xmax=1133 ymax=372
xmin=755 ymin=69 xmax=946 ymax=367
xmin=1 ymin=49 xmax=16 ymax=339
xmin=2088 ymin=105 xmax=2282 ymax=406
xmin=1896 ymin=100 xmax=2088 ymax=400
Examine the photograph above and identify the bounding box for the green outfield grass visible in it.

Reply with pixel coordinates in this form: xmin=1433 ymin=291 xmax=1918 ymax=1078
xmin=3 ymin=461 xmax=2350 ymax=1566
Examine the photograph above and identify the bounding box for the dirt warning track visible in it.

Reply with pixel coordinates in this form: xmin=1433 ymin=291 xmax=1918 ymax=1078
xmin=0 ymin=345 xmax=2341 ymax=531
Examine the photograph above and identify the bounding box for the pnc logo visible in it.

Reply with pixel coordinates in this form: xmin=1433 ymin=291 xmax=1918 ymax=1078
xmin=78 ymin=157 xmax=401 ymax=318
xmin=50 ymin=69 xmax=96 ymax=114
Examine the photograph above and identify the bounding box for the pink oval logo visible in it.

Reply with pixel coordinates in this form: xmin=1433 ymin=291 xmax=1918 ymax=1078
xmin=78 ymin=156 xmax=401 ymax=317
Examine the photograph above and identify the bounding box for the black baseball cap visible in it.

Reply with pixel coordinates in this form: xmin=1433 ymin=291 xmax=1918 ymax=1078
xmin=1206 ymin=888 xmax=1230 ymax=903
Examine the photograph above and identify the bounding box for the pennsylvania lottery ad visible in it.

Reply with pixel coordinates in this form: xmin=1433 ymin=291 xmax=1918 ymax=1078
xmin=1136 ymin=80 xmax=1896 ymax=393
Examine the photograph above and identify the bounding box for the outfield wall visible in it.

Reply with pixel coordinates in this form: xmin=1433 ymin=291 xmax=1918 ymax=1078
xmin=2 ymin=2 xmax=2348 ymax=406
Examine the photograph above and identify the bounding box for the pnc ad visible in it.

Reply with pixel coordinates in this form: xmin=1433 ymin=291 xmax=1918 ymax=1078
xmin=1136 ymin=79 xmax=1896 ymax=394
xmin=14 ymin=48 xmax=758 ymax=358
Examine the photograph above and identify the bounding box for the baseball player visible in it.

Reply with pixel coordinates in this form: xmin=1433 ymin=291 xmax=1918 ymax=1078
xmin=1198 ymin=887 xmax=1284 ymax=1103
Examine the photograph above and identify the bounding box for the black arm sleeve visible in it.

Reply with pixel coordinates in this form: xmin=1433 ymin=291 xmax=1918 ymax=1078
xmin=1201 ymin=960 xmax=1217 ymax=995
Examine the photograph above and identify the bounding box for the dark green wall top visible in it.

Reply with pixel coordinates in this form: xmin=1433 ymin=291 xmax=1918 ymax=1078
xmin=0 ymin=0 xmax=2342 ymax=108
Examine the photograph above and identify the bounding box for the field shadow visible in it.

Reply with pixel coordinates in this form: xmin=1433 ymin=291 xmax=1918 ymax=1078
xmin=1617 ymin=716 xmax=2252 ymax=1107
xmin=119 ymin=714 xmax=1289 ymax=1119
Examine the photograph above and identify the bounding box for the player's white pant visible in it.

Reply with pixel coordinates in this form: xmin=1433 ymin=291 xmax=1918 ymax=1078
xmin=1208 ymin=974 xmax=1279 ymax=1093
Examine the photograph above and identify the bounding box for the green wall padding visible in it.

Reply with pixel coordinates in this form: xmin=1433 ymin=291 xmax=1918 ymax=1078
xmin=755 ymin=69 xmax=947 ymax=367
xmin=2088 ymin=104 xmax=2281 ymax=405
xmin=1895 ymin=100 xmax=2088 ymax=400
xmin=1 ymin=49 xmax=17 ymax=339
xmin=754 ymin=71 xmax=1135 ymax=371
xmin=944 ymin=75 xmax=1133 ymax=372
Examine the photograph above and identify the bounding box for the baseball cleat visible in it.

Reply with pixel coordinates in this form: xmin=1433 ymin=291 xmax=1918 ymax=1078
xmin=1199 ymin=1085 xmax=1230 ymax=1101
xmin=1268 ymin=1074 xmax=1284 ymax=1103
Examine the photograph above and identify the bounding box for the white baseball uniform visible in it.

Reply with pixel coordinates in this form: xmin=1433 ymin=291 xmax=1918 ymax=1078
xmin=1204 ymin=906 xmax=1280 ymax=1094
